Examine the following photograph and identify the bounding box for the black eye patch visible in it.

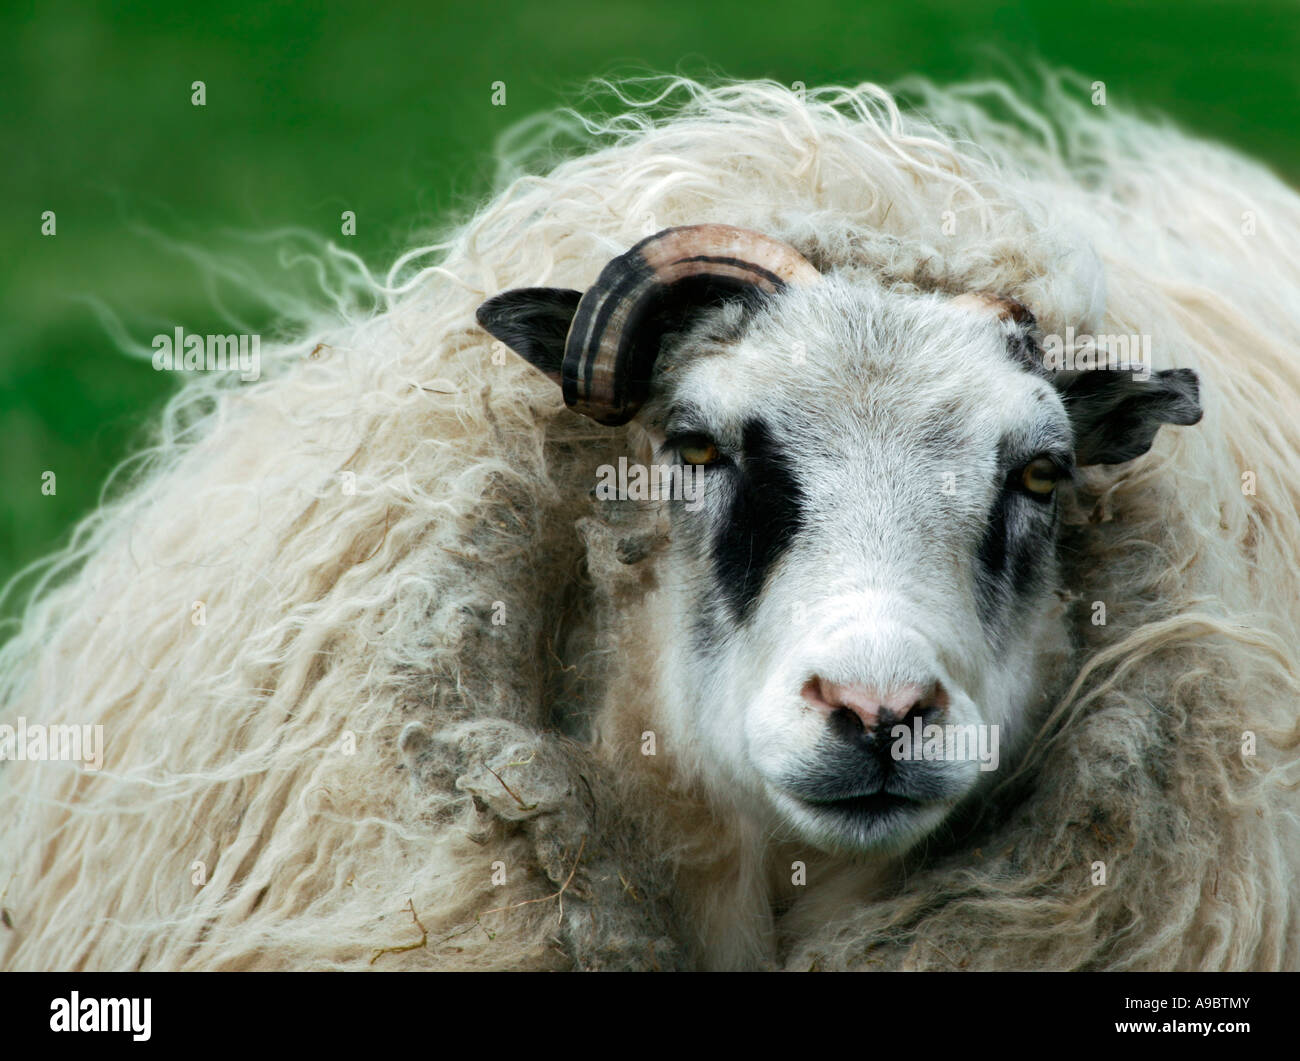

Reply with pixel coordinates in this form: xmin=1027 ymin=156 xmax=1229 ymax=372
xmin=706 ymin=417 xmax=806 ymax=622
xmin=973 ymin=444 xmax=1067 ymax=635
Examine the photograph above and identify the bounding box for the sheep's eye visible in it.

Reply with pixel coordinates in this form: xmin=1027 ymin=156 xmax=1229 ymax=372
xmin=678 ymin=439 xmax=721 ymax=466
xmin=1020 ymin=457 xmax=1062 ymax=497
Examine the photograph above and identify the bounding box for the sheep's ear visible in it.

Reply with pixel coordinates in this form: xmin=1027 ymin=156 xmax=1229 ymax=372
xmin=1055 ymin=367 xmax=1203 ymax=465
xmin=475 ymin=288 xmax=583 ymax=386
xmin=477 ymin=227 xmax=820 ymax=426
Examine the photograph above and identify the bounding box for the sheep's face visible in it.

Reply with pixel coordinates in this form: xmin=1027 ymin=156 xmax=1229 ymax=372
xmin=639 ymin=274 xmax=1078 ymax=854
xmin=476 ymin=226 xmax=1201 ymax=856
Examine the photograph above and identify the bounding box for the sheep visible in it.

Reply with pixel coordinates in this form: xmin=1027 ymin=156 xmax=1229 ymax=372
xmin=2 ymin=76 xmax=1299 ymax=972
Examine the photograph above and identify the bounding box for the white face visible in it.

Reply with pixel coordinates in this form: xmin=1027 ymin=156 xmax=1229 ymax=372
xmin=640 ymin=273 xmax=1075 ymax=855
xmin=479 ymin=231 xmax=1198 ymax=857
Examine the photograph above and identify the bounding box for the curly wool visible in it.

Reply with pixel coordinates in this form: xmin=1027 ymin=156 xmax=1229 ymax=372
xmin=2 ymin=76 xmax=1299 ymax=971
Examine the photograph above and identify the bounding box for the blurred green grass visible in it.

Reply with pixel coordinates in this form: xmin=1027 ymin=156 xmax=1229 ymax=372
xmin=3 ymin=0 xmax=1298 ymax=608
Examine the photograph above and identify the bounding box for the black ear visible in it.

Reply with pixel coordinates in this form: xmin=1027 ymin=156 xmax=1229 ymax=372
xmin=1055 ymin=367 xmax=1203 ymax=466
xmin=475 ymin=288 xmax=583 ymax=385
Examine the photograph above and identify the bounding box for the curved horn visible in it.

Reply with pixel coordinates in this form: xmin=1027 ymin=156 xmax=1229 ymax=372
xmin=562 ymin=224 xmax=821 ymax=425
xmin=951 ymin=291 xmax=1035 ymax=326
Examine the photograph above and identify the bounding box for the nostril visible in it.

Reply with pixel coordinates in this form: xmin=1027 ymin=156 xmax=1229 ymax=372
xmin=920 ymin=681 xmax=950 ymax=718
xmin=802 ymin=676 xmax=948 ymax=734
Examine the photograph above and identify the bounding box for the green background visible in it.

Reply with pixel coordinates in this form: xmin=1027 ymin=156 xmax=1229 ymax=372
xmin=3 ymin=0 xmax=1298 ymax=616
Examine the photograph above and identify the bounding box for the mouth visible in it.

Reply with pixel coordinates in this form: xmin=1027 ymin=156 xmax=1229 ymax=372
xmin=771 ymin=783 xmax=946 ymax=853
xmin=798 ymin=790 xmax=918 ymax=819
xmin=789 ymin=788 xmax=921 ymax=826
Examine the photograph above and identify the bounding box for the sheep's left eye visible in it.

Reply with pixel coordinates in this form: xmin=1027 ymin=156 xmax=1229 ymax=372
xmin=679 ymin=439 xmax=720 ymax=466
xmin=1020 ymin=457 xmax=1062 ymax=496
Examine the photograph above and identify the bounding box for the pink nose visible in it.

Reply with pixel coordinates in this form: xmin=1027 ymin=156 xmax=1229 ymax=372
xmin=801 ymin=677 xmax=944 ymax=730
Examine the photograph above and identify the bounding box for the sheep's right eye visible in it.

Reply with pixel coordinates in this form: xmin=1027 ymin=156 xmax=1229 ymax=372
xmin=679 ymin=438 xmax=721 ymax=466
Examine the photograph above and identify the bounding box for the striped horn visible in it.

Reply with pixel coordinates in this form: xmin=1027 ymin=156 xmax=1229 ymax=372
xmin=562 ymin=224 xmax=821 ymax=425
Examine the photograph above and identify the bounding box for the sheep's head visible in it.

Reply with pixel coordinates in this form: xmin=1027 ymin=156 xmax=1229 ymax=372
xmin=477 ymin=225 xmax=1202 ymax=856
